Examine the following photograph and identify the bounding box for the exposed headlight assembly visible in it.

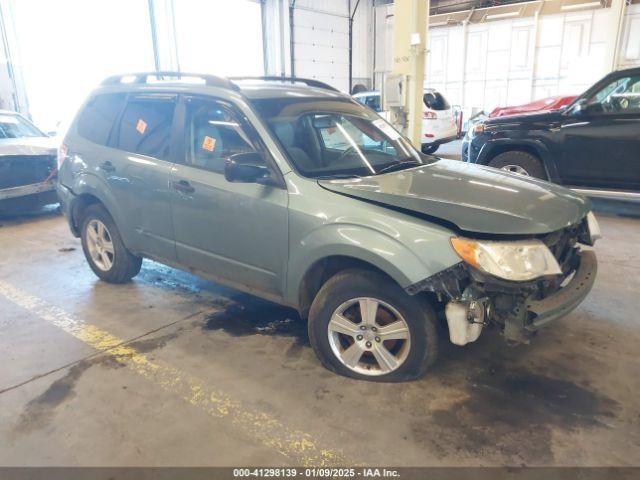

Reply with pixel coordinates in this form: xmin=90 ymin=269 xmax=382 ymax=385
xmin=451 ymin=237 xmax=562 ymax=282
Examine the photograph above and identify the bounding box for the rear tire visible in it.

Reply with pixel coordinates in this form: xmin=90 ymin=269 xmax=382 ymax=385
xmin=80 ymin=204 xmax=142 ymax=283
xmin=308 ymin=269 xmax=438 ymax=382
xmin=421 ymin=144 xmax=439 ymax=155
xmin=488 ymin=151 xmax=547 ymax=179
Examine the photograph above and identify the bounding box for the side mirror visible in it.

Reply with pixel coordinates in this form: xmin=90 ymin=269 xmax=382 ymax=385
xmin=225 ymin=152 xmax=270 ymax=184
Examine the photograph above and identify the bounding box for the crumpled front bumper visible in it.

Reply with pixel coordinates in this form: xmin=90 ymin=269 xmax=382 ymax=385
xmin=523 ymin=249 xmax=597 ymax=331
xmin=407 ymin=247 xmax=598 ymax=344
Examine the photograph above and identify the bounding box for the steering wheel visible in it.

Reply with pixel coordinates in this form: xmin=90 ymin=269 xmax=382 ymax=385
xmin=337 ymin=145 xmax=359 ymax=163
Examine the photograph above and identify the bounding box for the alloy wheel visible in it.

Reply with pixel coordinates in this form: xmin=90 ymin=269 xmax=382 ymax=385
xmin=86 ymin=219 xmax=115 ymax=271
xmin=327 ymin=297 xmax=411 ymax=376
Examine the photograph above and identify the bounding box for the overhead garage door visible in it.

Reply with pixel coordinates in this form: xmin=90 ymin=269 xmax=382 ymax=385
xmin=292 ymin=4 xmax=349 ymax=92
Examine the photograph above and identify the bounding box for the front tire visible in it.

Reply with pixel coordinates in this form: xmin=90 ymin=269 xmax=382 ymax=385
xmin=488 ymin=151 xmax=547 ymax=179
xmin=308 ymin=269 xmax=438 ymax=382
xmin=80 ymin=204 xmax=142 ymax=283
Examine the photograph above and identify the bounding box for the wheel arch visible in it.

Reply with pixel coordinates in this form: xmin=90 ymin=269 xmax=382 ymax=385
xmin=478 ymin=139 xmax=560 ymax=182
xmin=68 ymin=173 xmax=131 ymax=245
xmin=295 ymin=255 xmax=399 ymax=319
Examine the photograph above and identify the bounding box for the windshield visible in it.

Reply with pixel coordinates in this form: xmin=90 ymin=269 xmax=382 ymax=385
xmin=250 ymin=98 xmax=427 ymax=178
xmin=0 ymin=114 xmax=44 ymax=139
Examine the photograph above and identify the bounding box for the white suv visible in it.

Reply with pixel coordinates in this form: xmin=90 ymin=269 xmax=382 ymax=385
xmin=354 ymin=88 xmax=458 ymax=154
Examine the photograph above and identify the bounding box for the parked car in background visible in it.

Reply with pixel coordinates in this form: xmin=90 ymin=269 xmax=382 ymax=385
xmin=463 ymin=67 xmax=640 ymax=197
xmin=58 ymin=73 xmax=599 ymax=381
xmin=0 ymin=111 xmax=58 ymax=214
xmin=354 ymin=88 xmax=458 ymax=154
xmin=489 ymin=95 xmax=577 ymax=118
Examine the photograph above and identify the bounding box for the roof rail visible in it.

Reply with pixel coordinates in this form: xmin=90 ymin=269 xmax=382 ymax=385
xmin=229 ymin=76 xmax=340 ymax=93
xmin=101 ymin=72 xmax=240 ymax=91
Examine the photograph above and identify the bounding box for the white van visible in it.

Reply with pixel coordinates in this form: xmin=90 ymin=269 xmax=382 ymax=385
xmin=353 ymin=88 xmax=458 ymax=154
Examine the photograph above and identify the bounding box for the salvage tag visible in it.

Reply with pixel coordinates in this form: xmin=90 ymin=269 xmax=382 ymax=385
xmin=136 ymin=119 xmax=147 ymax=135
xmin=202 ymin=136 xmax=216 ymax=152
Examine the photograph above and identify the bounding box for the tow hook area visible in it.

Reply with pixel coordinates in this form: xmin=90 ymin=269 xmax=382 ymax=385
xmin=445 ymin=292 xmax=488 ymax=346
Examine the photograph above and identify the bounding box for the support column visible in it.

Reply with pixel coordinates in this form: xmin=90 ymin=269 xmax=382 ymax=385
xmin=606 ymin=0 xmax=627 ymax=71
xmin=392 ymin=0 xmax=429 ymax=147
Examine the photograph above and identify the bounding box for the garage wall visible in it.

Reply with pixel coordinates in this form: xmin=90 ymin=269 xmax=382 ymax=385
xmin=619 ymin=3 xmax=640 ymax=69
xmin=375 ymin=3 xmax=640 ymax=116
xmin=261 ymin=0 xmax=374 ymax=92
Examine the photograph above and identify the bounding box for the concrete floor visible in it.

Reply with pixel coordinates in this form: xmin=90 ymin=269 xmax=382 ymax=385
xmin=1 ymin=197 xmax=639 ymax=467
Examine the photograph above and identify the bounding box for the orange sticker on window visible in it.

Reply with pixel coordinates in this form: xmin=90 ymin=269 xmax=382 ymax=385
xmin=202 ymin=136 xmax=216 ymax=152
xmin=327 ymin=127 xmax=336 ymax=135
xmin=136 ymin=118 xmax=147 ymax=135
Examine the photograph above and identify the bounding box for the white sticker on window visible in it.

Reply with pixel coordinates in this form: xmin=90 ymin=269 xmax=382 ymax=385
xmin=373 ymin=118 xmax=400 ymax=140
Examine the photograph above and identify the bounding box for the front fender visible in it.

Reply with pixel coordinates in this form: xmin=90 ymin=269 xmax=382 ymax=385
xmin=477 ymin=138 xmax=560 ymax=182
xmin=284 ymin=223 xmax=460 ymax=306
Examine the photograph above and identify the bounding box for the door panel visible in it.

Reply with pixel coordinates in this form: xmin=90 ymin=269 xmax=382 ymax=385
xmin=559 ymin=74 xmax=640 ymax=190
xmin=170 ymin=165 xmax=288 ymax=295
xmin=559 ymin=116 xmax=640 ymax=189
xmin=109 ymin=93 xmax=178 ymax=260
xmin=169 ymin=96 xmax=288 ymax=297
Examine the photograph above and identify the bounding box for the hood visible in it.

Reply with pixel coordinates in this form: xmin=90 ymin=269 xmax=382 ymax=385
xmin=318 ymin=159 xmax=591 ymax=235
xmin=484 ymin=109 xmax=564 ymax=127
xmin=0 ymin=136 xmax=57 ymax=156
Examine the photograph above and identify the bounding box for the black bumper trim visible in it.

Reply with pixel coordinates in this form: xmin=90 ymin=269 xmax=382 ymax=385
xmin=525 ymin=250 xmax=597 ymax=331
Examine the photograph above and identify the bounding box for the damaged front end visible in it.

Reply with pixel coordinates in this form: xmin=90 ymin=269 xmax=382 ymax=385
xmin=406 ymin=218 xmax=598 ymax=345
xmin=0 ymin=146 xmax=58 ymax=213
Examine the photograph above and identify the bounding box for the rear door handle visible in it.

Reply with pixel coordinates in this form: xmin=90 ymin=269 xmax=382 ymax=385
xmin=99 ymin=161 xmax=115 ymax=173
xmin=171 ymin=179 xmax=195 ymax=194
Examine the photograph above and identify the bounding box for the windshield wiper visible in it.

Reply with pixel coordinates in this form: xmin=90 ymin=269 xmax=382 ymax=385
xmin=376 ymin=159 xmax=422 ymax=175
xmin=314 ymin=173 xmax=363 ymax=180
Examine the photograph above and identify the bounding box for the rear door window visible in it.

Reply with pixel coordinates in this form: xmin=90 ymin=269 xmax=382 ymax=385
xmin=423 ymin=91 xmax=450 ymax=111
xmin=76 ymin=93 xmax=126 ymax=145
xmin=115 ymin=94 xmax=176 ymax=160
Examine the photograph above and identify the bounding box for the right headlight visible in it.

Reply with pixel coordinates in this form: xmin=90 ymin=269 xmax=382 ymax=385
xmin=451 ymin=237 xmax=562 ymax=282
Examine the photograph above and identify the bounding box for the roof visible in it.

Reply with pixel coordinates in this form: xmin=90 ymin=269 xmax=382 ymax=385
xmin=235 ymin=80 xmax=349 ymax=100
xmin=97 ymin=72 xmax=349 ymax=101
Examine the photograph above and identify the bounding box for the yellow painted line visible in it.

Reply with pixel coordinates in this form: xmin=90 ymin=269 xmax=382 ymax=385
xmin=0 ymin=280 xmax=347 ymax=466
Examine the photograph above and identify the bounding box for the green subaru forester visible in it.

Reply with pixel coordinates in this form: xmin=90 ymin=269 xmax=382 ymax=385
xmin=57 ymin=73 xmax=599 ymax=381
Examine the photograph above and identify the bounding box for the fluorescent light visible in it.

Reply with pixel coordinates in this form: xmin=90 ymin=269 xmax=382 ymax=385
xmin=561 ymin=1 xmax=601 ymax=11
xmin=486 ymin=11 xmax=520 ymax=20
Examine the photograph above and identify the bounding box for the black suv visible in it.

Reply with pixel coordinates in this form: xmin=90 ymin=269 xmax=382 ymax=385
xmin=462 ymin=67 xmax=640 ymax=197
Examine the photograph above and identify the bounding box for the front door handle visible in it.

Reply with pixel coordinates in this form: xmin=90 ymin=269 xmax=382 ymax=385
xmin=171 ymin=179 xmax=195 ymax=194
xmin=99 ymin=161 xmax=115 ymax=173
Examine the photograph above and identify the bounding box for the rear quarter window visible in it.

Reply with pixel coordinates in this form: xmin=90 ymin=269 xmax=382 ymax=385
xmin=76 ymin=93 xmax=126 ymax=145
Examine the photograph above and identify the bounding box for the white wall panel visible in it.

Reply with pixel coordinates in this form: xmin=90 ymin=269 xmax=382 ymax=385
xmin=376 ymin=4 xmax=640 ymax=117
xmin=620 ymin=4 xmax=640 ymax=68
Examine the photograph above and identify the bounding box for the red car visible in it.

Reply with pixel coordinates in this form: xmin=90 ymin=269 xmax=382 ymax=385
xmin=489 ymin=95 xmax=577 ymax=117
